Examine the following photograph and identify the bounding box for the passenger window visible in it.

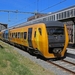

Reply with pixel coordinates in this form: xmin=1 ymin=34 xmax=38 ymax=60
xmin=21 ymin=32 xmax=23 ymax=38
xmin=15 ymin=33 xmax=17 ymax=38
xmin=13 ymin=33 xmax=15 ymax=38
xmin=18 ymin=32 xmax=20 ymax=38
xmin=12 ymin=33 xmax=13 ymax=38
xmin=38 ymin=28 xmax=42 ymax=35
xmin=20 ymin=33 xmax=21 ymax=38
xmin=24 ymin=32 xmax=27 ymax=39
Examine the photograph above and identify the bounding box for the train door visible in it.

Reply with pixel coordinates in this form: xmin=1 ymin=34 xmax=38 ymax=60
xmin=34 ymin=28 xmax=40 ymax=50
xmin=28 ymin=28 xmax=33 ymax=47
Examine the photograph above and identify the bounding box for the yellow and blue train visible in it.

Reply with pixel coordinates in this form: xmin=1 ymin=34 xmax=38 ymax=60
xmin=0 ymin=21 xmax=69 ymax=59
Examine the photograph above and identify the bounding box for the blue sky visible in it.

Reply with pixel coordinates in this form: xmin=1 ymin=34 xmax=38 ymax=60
xmin=0 ymin=0 xmax=75 ymax=27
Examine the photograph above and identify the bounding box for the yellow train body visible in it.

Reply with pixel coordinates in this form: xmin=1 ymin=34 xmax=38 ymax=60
xmin=8 ymin=21 xmax=69 ymax=58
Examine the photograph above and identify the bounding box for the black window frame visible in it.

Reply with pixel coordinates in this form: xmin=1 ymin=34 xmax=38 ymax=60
xmin=24 ymin=32 xmax=27 ymax=39
xmin=18 ymin=32 xmax=20 ymax=38
xmin=34 ymin=31 xmax=36 ymax=38
xmin=38 ymin=28 xmax=42 ymax=35
xmin=15 ymin=33 xmax=17 ymax=38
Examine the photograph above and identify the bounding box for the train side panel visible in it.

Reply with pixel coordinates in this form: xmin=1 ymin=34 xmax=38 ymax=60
xmin=9 ymin=23 xmax=48 ymax=56
xmin=9 ymin=27 xmax=28 ymax=47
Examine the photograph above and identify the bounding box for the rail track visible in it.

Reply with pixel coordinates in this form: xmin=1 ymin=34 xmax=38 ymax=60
xmin=47 ymin=59 xmax=75 ymax=75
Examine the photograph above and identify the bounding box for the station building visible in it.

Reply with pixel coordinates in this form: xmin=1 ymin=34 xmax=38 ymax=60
xmin=27 ymin=13 xmax=48 ymax=21
xmin=0 ymin=23 xmax=7 ymax=31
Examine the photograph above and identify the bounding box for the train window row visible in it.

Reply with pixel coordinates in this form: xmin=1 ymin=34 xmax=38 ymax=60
xmin=10 ymin=32 xmax=27 ymax=39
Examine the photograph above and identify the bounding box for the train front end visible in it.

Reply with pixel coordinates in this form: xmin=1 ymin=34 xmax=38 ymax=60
xmin=44 ymin=21 xmax=69 ymax=58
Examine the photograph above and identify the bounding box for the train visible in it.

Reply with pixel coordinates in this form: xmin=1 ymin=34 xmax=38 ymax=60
xmin=0 ymin=21 xmax=69 ymax=59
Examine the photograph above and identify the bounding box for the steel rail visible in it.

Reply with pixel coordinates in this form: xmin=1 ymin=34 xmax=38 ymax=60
xmin=61 ymin=59 xmax=75 ymax=66
xmin=47 ymin=60 xmax=75 ymax=75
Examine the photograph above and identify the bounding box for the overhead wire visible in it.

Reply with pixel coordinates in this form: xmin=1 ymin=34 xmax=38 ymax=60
xmin=10 ymin=0 xmax=67 ymax=27
xmin=8 ymin=1 xmax=38 ymax=26
xmin=9 ymin=16 xmax=30 ymax=27
xmin=40 ymin=0 xmax=67 ymax=12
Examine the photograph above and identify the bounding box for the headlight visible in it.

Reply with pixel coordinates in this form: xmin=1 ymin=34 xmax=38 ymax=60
xmin=53 ymin=48 xmax=62 ymax=54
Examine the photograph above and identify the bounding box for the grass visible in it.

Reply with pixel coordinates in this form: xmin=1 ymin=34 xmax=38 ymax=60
xmin=0 ymin=40 xmax=55 ymax=75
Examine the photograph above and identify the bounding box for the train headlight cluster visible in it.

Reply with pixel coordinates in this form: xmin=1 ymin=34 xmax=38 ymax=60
xmin=53 ymin=48 xmax=62 ymax=54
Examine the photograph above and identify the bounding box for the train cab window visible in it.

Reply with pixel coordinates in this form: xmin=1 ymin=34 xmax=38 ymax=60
xmin=47 ymin=27 xmax=64 ymax=35
xmin=38 ymin=28 xmax=42 ymax=35
xmin=24 ymin=32 xmax=27 ymax=39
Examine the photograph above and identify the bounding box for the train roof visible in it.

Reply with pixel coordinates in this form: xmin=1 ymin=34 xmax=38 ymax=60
xmin=10 ymin=21 xmax=64 ymax=29
xmin=42 ymin=21 xmax=64 ymax=27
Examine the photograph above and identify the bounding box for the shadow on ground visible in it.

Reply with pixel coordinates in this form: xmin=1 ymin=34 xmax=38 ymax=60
xmin=0 ymin=45 xmax=4 ymax=49
xmin=66 ymin=53 xmax=75 ymax=59
xmin=68 ymin=44 xmax=75 ymax=49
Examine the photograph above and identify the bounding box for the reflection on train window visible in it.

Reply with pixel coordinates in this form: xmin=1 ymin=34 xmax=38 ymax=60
xmin=21 ymin=32 xmax=23 ymax=38
xmin=13 ymin=33 xmax=15 ymax=38
xmin=34 ymin=31 xmax=36 ymax=37
xmin=47 ymin=27 xmax=64 ymax=35
xmin=18 ymin=32 xmax=20 ymax=38
xmin=24 ymin=32 xmax=27 ymax=39
xmin=38 ymin=28 xmax=42 ymax=35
